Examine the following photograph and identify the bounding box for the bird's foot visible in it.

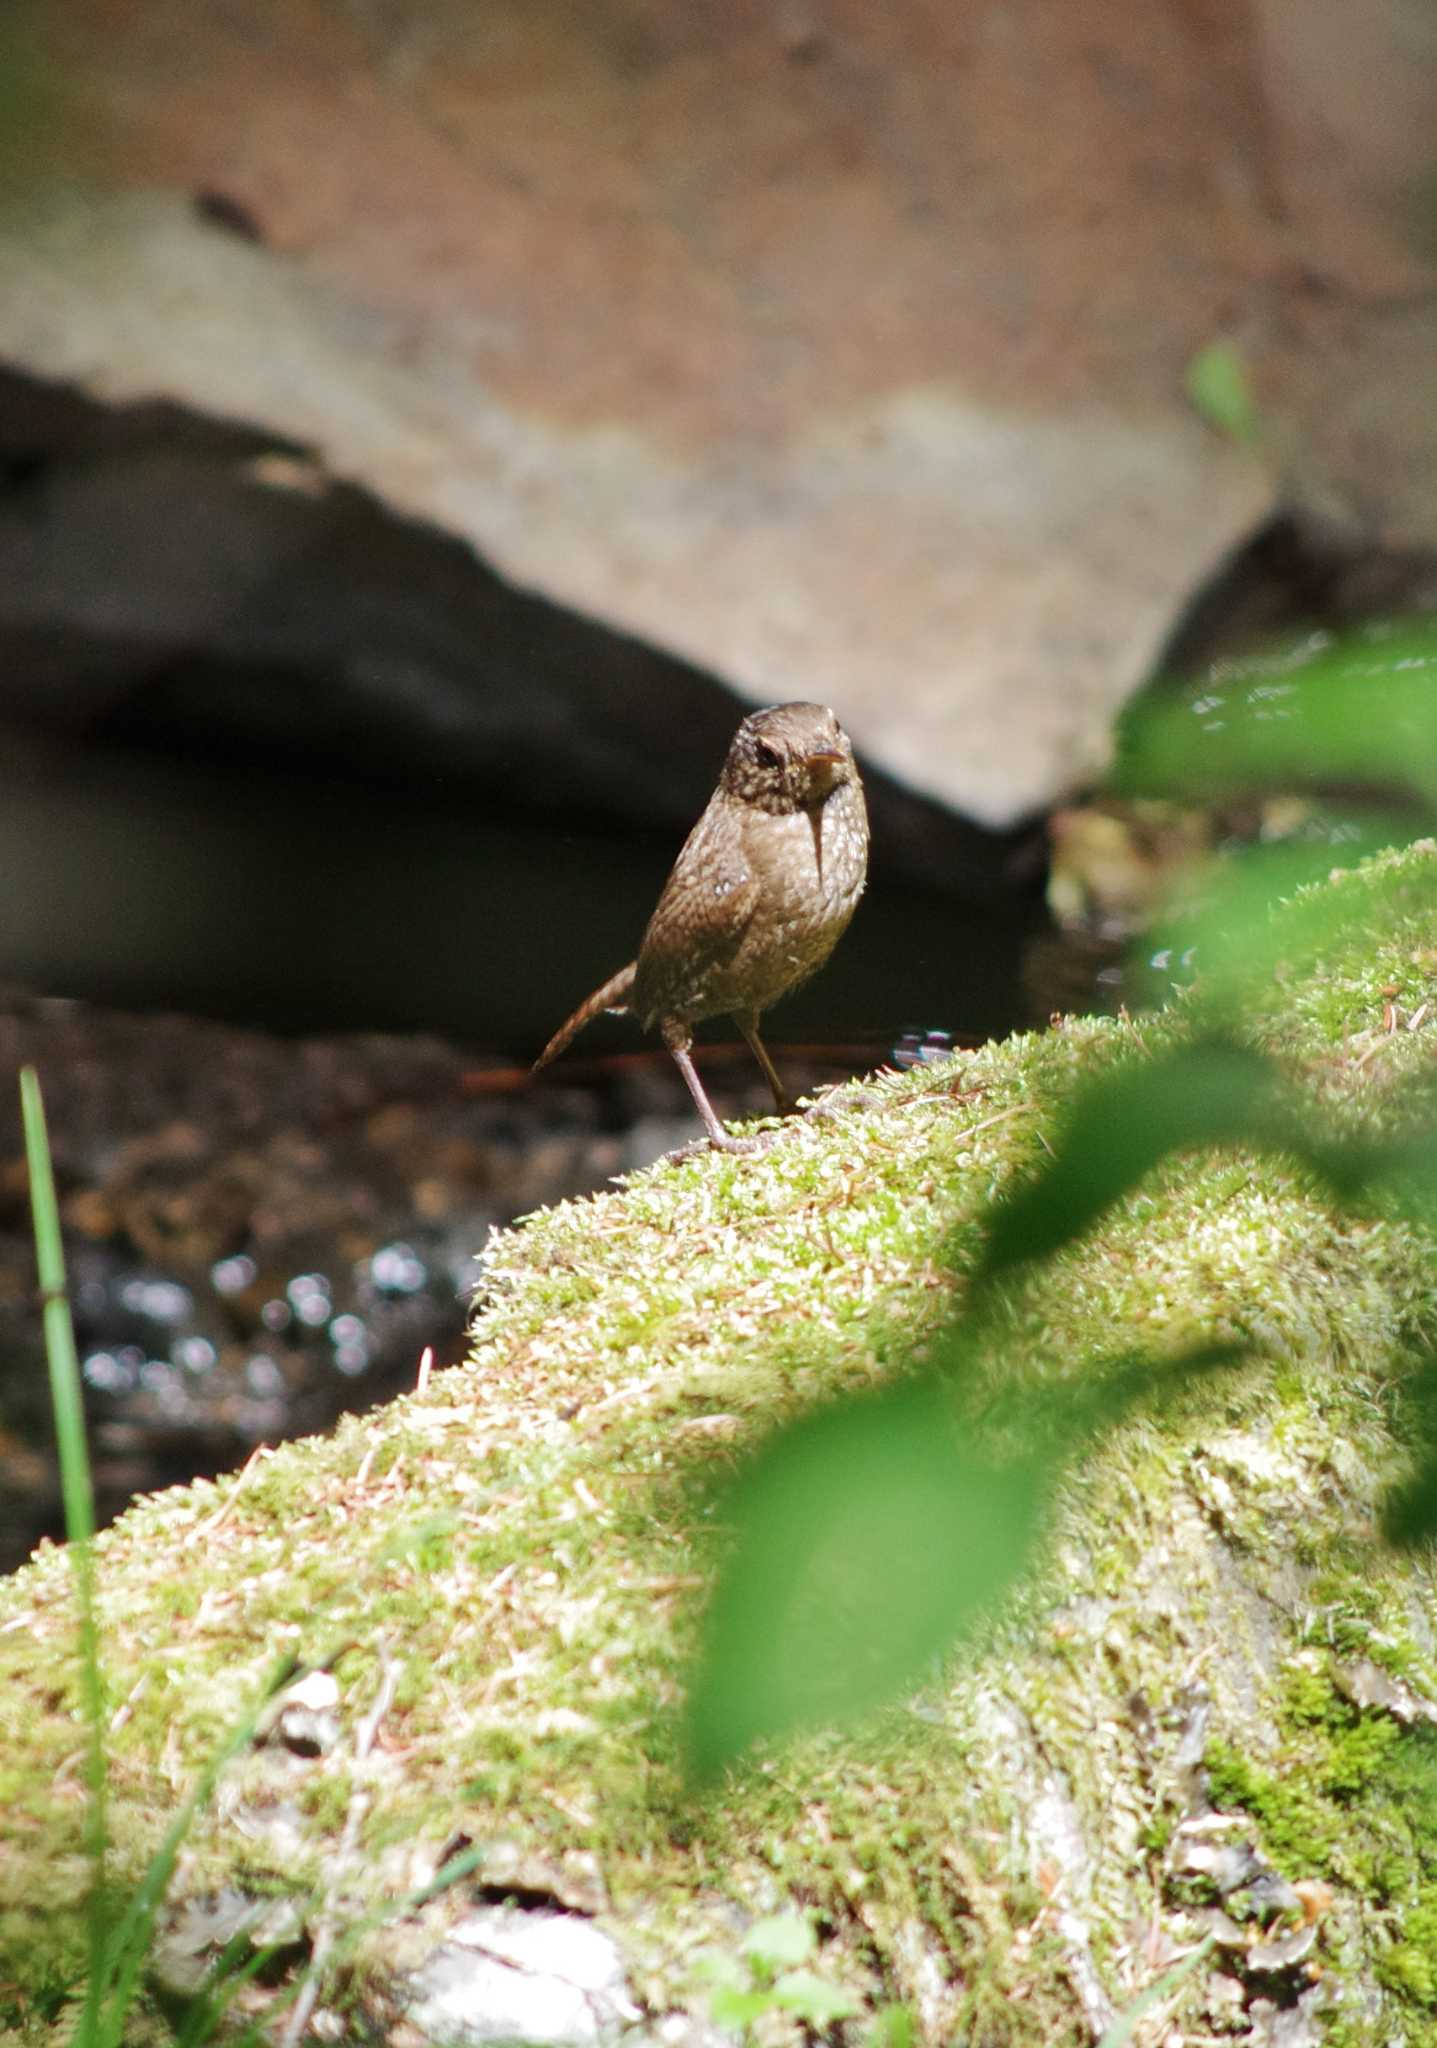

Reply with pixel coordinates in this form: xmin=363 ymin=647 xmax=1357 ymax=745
xmin=664 ymin=1124 xmax=781 ymax=1162
xmin=710 ymin=1124 xmax=782 ymax=1157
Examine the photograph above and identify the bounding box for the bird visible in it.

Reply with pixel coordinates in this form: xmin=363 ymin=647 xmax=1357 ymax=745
xmin=533 ymin=701 xmax=870 ymax=1151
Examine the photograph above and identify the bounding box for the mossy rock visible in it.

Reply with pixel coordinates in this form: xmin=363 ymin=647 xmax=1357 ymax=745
xmin=4 ymin=843 xmax=1437 ymax=2044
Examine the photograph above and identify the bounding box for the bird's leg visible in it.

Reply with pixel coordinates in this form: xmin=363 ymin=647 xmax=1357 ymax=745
xmin=663 ymin=1021 xmax=764 ymax=1153
xmin=734 ymin=1010 xmax=797 ymax=1115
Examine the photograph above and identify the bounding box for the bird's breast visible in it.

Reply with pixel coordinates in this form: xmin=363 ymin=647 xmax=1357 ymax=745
xmin=720 ymin=782 xmax=868 ymax=1010
xmin=751 ymin=790 xmax=866 ymax=919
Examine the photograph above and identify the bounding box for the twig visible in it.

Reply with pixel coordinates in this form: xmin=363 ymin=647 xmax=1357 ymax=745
xmin=958 ymin=1103 xmax=1038 ymax=1144
xmin=194 ymin=1443 xmax=270 ymax=1537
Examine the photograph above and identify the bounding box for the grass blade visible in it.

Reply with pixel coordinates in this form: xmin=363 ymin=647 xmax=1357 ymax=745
xmin=1096 ymin=1935 xmax=1215 ymax=2048
xmin=20 ymin=1065 xmax=108 ymax=2042
xmin=95 ymin=1656 xmax=299 ymax=2046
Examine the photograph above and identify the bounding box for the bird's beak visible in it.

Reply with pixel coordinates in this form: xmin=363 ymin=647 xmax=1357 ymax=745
xmin=803 ymin=746 xmax=847 ymax=792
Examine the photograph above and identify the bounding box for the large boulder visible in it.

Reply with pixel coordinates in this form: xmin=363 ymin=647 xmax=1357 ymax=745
xmin=0 ymin=0 xmax=1329 ymax=825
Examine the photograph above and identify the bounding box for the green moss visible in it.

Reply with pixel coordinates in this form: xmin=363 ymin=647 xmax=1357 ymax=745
xmin=1138 ymin=1813 xmax=1176 ymax=1856
xmin=1205 ymin=1649 xmax=1437 ymax=2035
xmin=3 ymin=846 xmax=1437 ymax=2039
xmin=298 ymin=1768 xmax=354 ymax=1831
xmin=1375 ymin=1884 xmax=1437 ymax=2005
xmin=1204 ymin=1740 xmax=1340 ymax=1867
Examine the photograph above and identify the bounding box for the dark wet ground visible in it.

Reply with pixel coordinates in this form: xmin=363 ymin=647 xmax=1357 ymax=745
xmin=0 ymin=994 xmax=882 ymax=1571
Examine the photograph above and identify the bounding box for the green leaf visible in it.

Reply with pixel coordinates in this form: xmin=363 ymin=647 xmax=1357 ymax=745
xmin=1116 ymin=623 xmax=1437 ymax=808
xmin=691 ymin=1952 xmax=748 ymax=1991
xmin=741 ymin=1912 xmax=815 ymax=1971
xmin=707 ymin=1984 xmax=774 ymax=2029
xmin=1381 ymin=1346 xmax=1437 ymax=1547
xmin=977 ymin=1039 xmax=1292 ymax=1282
xmin=864 ymin=2008 xmax=917 ymax=2048
xmin=683 ymin=1375 xmax=1046 ymax=1781
xmin=977 ymin=1026 xmax=1437 ymax=1289
xmin=1096 ymin=1934 xmax=1215 ymax=2047
xmin=22 ymin=1065 xmax=108 ymax=2044
xmin=1130 ymin=841 xmax=1391 ymax=1023
xmin=771 ymin=1967 xmax=860 ymax=2024
xmin=1185 ymin=341 xmax=1260 ymax=446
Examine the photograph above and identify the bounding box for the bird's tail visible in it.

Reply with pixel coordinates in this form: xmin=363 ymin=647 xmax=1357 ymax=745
xmin=531 ymin=962 xmax=638 ymax=1073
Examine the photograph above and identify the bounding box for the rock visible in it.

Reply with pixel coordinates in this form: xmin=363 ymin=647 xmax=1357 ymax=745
xmin=403 ymin=1908 xmax=640 ymax=2048
xmin=0 ymin=0 xmax=1293 ymax=826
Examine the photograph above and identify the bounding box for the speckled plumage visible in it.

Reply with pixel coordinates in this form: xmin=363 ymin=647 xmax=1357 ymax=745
xmin=534 ymin=702 xmax=869 ymax=1150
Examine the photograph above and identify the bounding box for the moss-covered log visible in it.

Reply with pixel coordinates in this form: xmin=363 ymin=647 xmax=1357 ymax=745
xmin=4 ymin=844 xmax=1437 ymax=2045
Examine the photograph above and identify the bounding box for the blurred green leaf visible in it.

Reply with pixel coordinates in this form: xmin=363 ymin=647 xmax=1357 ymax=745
xmin=977 ymin=1040 xmax=1292 ymax=1283
xmin=706 ymin=1983 xmax=772 ymax=2029
xmin=1116 ymin=627 xmax=1437 ymax=810
xmin=1380 ymin=1346 xmax=1437 ymax=1548
xmin=979 ymin=1034 xmax=1437 ymax=1287
xmin=1096 ymin=1934 xmax=1216 ymax=2047
xmin=691 ymin=1953 xmax=747 ymax=1990
xmin=687 ymin=1329 xmax=1249 ymax=1777
xmin=1363 ymin=1127 xmax=1437 ymax=1234
xmin=1185 ymin=342 xmax=1260 ymax=446
xmin=864 ymin=2008 xmax=917 ymax=2048
xmin=683 ymin=1375 xmax=1046 ymax=1781
xmin=1131 ymin=839 xmax=1394 ymax=1019
xmin=741 ymin=1912 xmax=815 ymax=1972
xmin=771 ymin=1967 xmax=860 ymax=2023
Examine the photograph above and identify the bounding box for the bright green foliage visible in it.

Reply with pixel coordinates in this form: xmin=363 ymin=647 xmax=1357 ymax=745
xmin=1118 ymin=621 xmax=1437 ymax=811
xmin=692 ymin=1911 xmax=869 ymax=2038
xmin=1206 ymin=1682 xmax=1437 ymax=2019
xmin=684 ymin=1373 xmax=1045 ymax=1780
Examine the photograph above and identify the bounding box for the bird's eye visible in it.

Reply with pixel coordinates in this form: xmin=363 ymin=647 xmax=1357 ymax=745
xmin=754 ymin=740 xmax=782 ymax=769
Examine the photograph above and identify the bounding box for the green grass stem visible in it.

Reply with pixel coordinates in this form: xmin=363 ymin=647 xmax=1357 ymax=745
xmin=20 ymin=1065 xmax=108 ymax=2042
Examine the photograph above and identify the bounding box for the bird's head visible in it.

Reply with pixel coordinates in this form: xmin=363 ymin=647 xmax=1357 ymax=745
xmin=720 ymin=702 xmax=857 ymax=814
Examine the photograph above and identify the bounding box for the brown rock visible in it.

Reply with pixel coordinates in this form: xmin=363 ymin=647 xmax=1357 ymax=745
xmin=0 ymin=0 xmax=1291 ymax=824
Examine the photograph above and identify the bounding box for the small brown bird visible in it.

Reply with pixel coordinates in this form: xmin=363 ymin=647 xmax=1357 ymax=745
xmin=533 ymin=701 xmax=869 ymax=1151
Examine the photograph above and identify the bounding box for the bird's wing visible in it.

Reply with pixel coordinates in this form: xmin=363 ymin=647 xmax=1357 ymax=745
xmin=629 ymin=813 xmax=760 ymax=1025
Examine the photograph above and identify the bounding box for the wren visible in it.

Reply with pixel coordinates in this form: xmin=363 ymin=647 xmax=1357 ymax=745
xmin=533 ymin=701 xmax=869 ymax=1151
